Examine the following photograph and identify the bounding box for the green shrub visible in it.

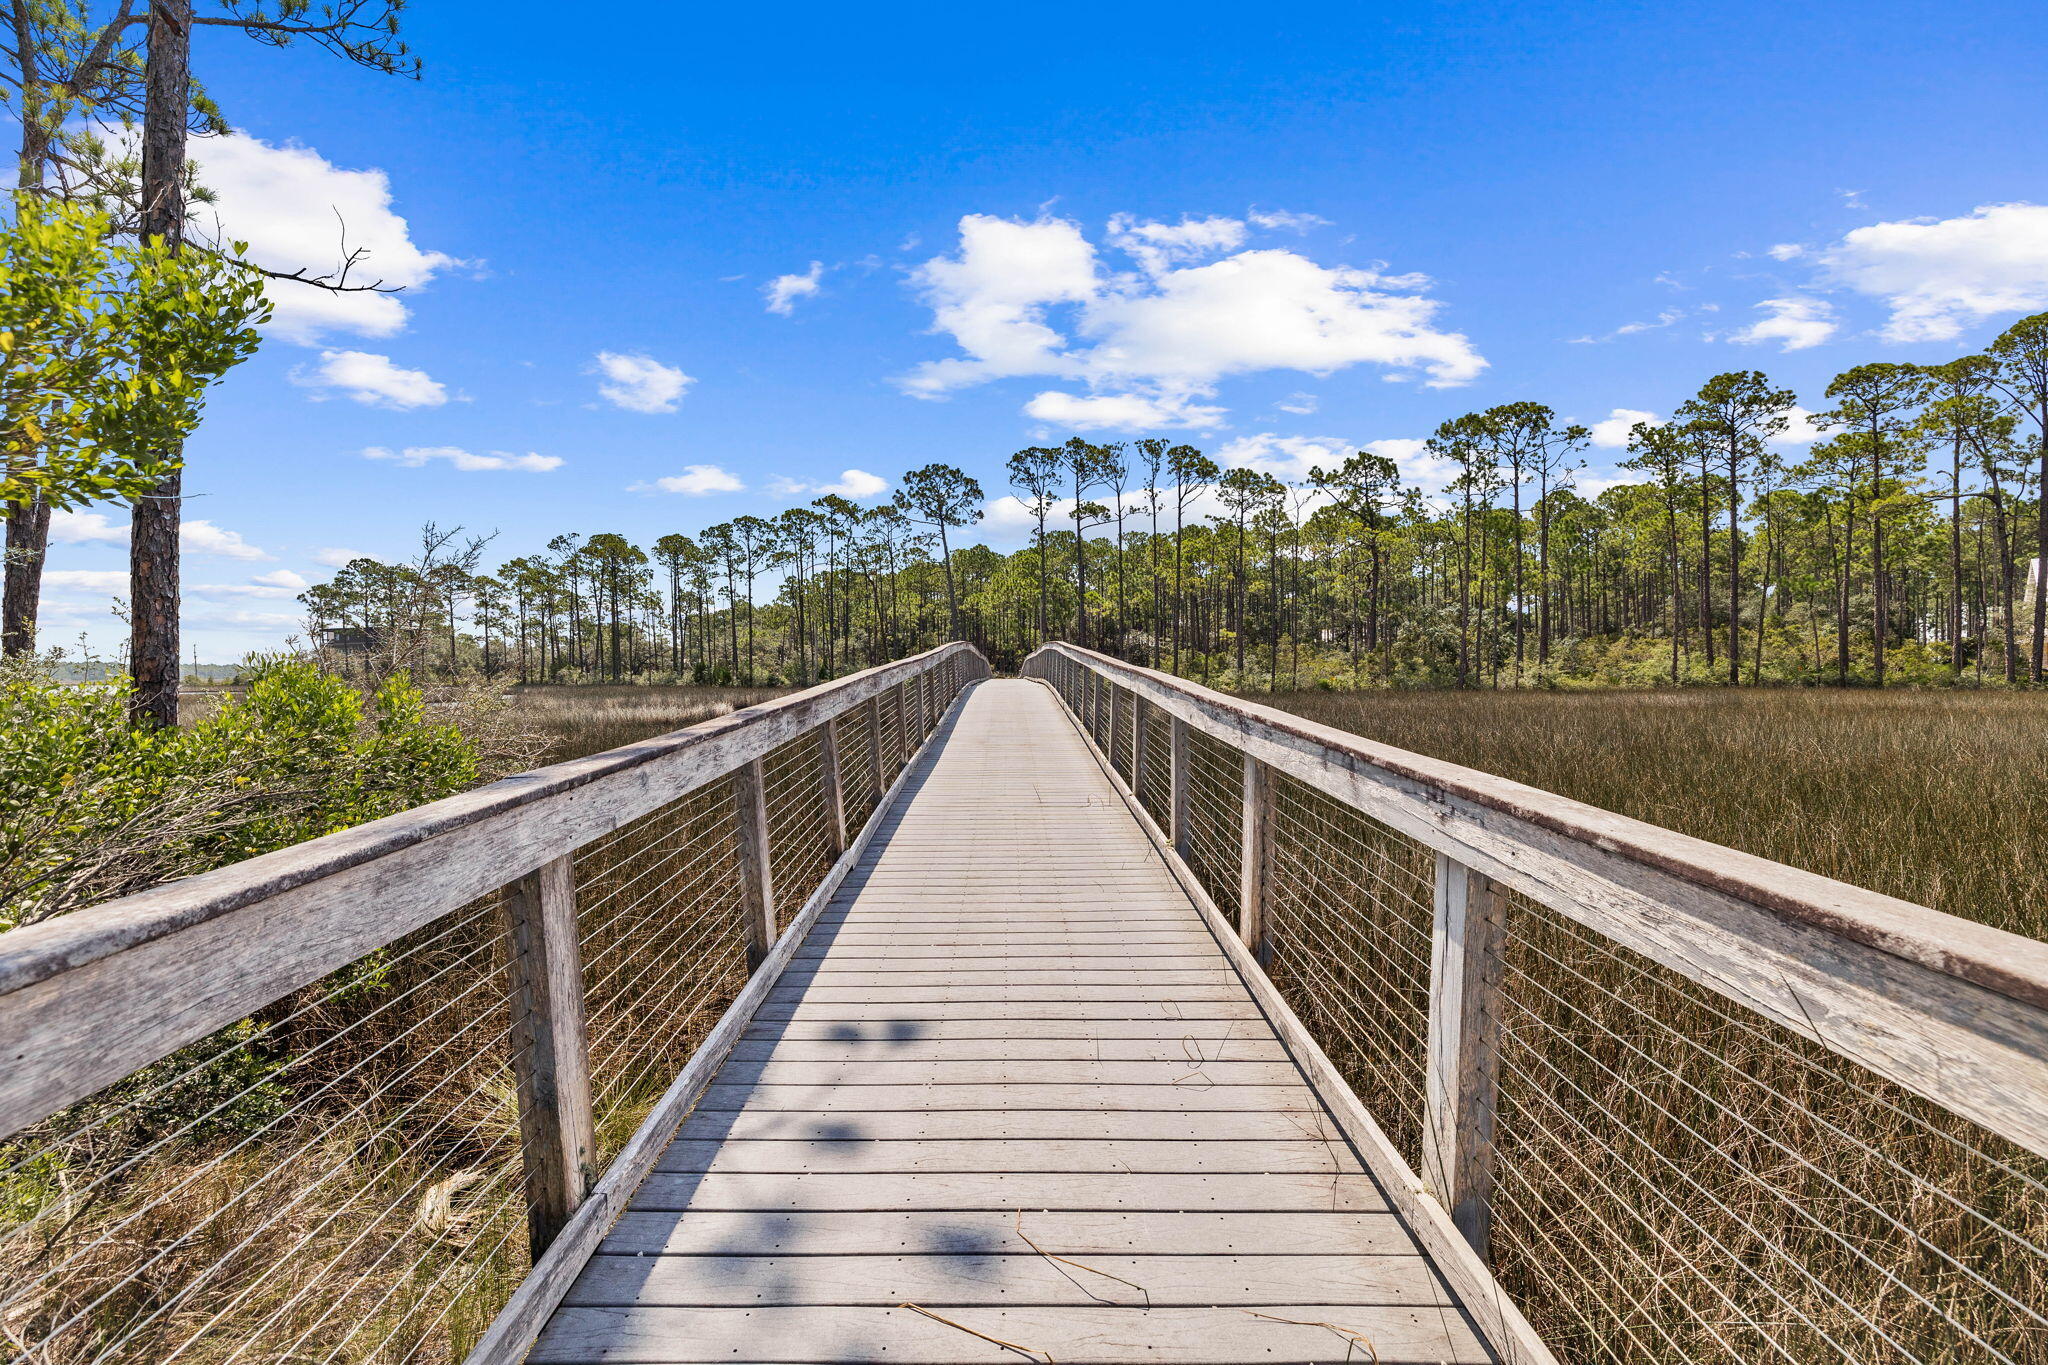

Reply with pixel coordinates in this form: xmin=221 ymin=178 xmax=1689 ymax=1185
xmin=0 ymin=657 xmax=479 ymax=928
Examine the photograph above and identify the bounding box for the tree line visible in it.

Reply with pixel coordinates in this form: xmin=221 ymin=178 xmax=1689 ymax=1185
xmin=301 ymin=314 xmax=2048 ymax=692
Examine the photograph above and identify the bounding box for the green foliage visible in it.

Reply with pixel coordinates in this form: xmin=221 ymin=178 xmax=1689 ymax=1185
xmin=45 ymin=1021 xmax=290 ymax=1154
xmin=0 ymin=198 xmax=270 ymax=510
xmin=0 ymin=657 xmax=477 ymax=927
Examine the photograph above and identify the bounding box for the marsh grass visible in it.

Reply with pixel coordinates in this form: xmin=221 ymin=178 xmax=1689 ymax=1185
xmin=1233 ymin=687 xmax=2048 ymax=1361
xmin=1260 ymin=687 xmax=2048 ymax=937
xmin=511 ymin=684 xmax=790 ymax=764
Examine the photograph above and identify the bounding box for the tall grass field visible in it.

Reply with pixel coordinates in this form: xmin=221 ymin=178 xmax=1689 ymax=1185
xmin=1220 ymin=686 xmax=2048 ymax=1360
xmin=1259 ymin=686 xmax=2048 ymax=939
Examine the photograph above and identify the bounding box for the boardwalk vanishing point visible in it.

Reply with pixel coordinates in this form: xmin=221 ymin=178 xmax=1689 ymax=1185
xmin=529 ymin=680 xmax=1499 ymax=1363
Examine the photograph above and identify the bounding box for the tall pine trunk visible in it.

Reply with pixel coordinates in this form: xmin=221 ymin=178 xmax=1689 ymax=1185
xmin=2 ymin=15 xmax=52 ymax=658
xmin=2034 ymin=438 xmax=2048 ymax=680
xmin=2 ymin=493 xmax=51 ymax=654
xmin=128 ymin=0 xmax=191 ymax=727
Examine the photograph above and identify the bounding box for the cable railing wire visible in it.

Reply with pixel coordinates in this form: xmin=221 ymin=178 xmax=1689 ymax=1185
xmin=0 ymin=647 xmax=982 ymax=1365
xmin=1042 ymin=655 xmax=2048 ymax=1365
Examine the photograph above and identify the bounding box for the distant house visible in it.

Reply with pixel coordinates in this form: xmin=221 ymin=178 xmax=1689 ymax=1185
xmin=317 ymin=627 xmax=381 ymax=657
xmin=317 ymin=626 xmax=431 ymax=659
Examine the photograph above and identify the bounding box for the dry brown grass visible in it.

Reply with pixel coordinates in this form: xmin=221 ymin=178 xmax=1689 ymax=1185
xmin=511 ymin=684 xmax=791 ymax=764
xmin=1190 ymin=687 xmax=2048 ymax=1361
xmin=1259 ymin=686 xmax=2048 ymax=938
xmin=1072 ymin=678 xmax=2048 ymax=1361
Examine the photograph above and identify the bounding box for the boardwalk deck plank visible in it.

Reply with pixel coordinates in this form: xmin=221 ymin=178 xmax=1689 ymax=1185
xmin=561 ymin=1252 xmax=1453 ymax=1306
xmin=526 ymin=680 xmax=1496 ymax=1364
xmin=530 ymin=1304 xmax=1489 ymax=1364
xmin=725 ymin=1036 xmax=1290 ymax=1061
xmin=651 ymin=1138 xmax=1364 ymax=1174
xmin=710 ymin=1059 xmax=1304 ymax=1085
xmin=597 ymin=1209 xmax=1425 ymax=1256
xmin=672 ymin=1111 xmax=1347 ymax=1142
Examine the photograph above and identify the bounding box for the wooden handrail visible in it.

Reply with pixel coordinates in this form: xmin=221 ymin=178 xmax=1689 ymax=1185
xmin=0 ymin=642 xmax=989 ymax=1142
xmin=1023 ymin=642 xmax=2048 ymax=1160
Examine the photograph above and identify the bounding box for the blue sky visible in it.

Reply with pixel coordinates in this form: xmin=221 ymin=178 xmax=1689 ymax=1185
xmin=36 ymin=0 xmax=2048 ymax=659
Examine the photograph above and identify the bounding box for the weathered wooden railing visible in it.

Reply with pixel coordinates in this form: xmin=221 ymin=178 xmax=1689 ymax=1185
xmin=0 ymin=642 xmax=989 ymax=1365
xmin=1024 ymin=642 xmax=2048 ymax=1365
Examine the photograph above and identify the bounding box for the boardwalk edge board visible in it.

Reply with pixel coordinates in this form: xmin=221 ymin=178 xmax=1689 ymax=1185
xmin=1031 ymin=669 xmax=1561 ymax=1365
xmin=457 ymin=683 xmax=981 ymax=1365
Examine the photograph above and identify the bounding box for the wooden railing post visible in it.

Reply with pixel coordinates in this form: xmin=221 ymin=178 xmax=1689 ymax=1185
xmin=1169 ymin=716 xmax=1190 ymax=856
xmin=502 ymin=854 xmax=596 ymax=1260
xmin=865 ymin=695 xmax=885 ymax=799
xmin=1424 ymin=852 xmax=1506 ymax=1261
xmin=1131 ymin=696 xmax=1150 ymax=798
xmin=1114 ymin=687 xmax=1130 ymax=773
xmin=734 ymin=758 xmax=776 ymax=969
xmin=1238 ymin=755 xmax=1274 ymax=964
xmin=819 ymin=717 xmax=847 ymax=857
xmin=892 ymin=682 xmax=910 ymax=774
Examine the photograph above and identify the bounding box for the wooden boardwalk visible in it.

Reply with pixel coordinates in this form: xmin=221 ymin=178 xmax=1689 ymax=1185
xmin=528 ymin=680 xmax=1497 ymax=1364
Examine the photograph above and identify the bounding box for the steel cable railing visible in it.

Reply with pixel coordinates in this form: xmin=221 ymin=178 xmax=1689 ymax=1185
xmin=0 ymin=643 xmax=989 ymax=1365
xmin=1025 ymin=641 xmax=2048 ymax=1365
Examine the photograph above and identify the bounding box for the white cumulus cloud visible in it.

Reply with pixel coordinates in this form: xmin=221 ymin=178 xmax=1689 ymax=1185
xmin=1082 ymin=248 xmax=1480 ymax=388
xmin=290 ymin=350 xmax=447 ymax=408
xmin=48 ymin=511 xmax=271 ymax=559
xmin=1729 ymin=296 xmax=1838 ymax=351
xmin=764 ymin=262 xmax=825 ymax=315
xmin=900 ymin=214 xmax=1098 ymax=398
xmin=314 ymin=546 xmax=380 ymax=567
xmin=1106 ymin=213 xmax=1250 ymax=276
xmin=1247 ymin=208 xmax=1331 ymax=233
xmin=187 ymin=133 xmax=461 ymax=344
xmin=190 ymin=569 xmax=308 ymax=600
xmin=768 ymin=469 xmax=891 ymax=499
xmin=184 ymin=520 xmax=272 ymax=561
xmin=1207 ymin=432 xmax=1451 ymax=492
xmin=50 ymin=509 xmax=127 ymax=544
xmin=593 ymin=351 xmax=693 ymax=413
xmin=1772 ymin=406 xmax=1822 ymax=446
xmin=1588 ymin=408 xmax=1663 ymax=448
xmin=631 ymin=465 xmax=745 ymax=496
xmin=1814 ymin=202 xmax=2048 ymax=342
xmin=364 ymin=445 xmax=563 ymax=473
xmin=1216 ymin=433 xmax=1357 ymax=483
xmin=1023 ymin=390 xmax=1226 ymax=432
xmin=43 ymin=569 xmax=130 ymax=594
xmin=898 ymin=212 xmax=1484 ymax=434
